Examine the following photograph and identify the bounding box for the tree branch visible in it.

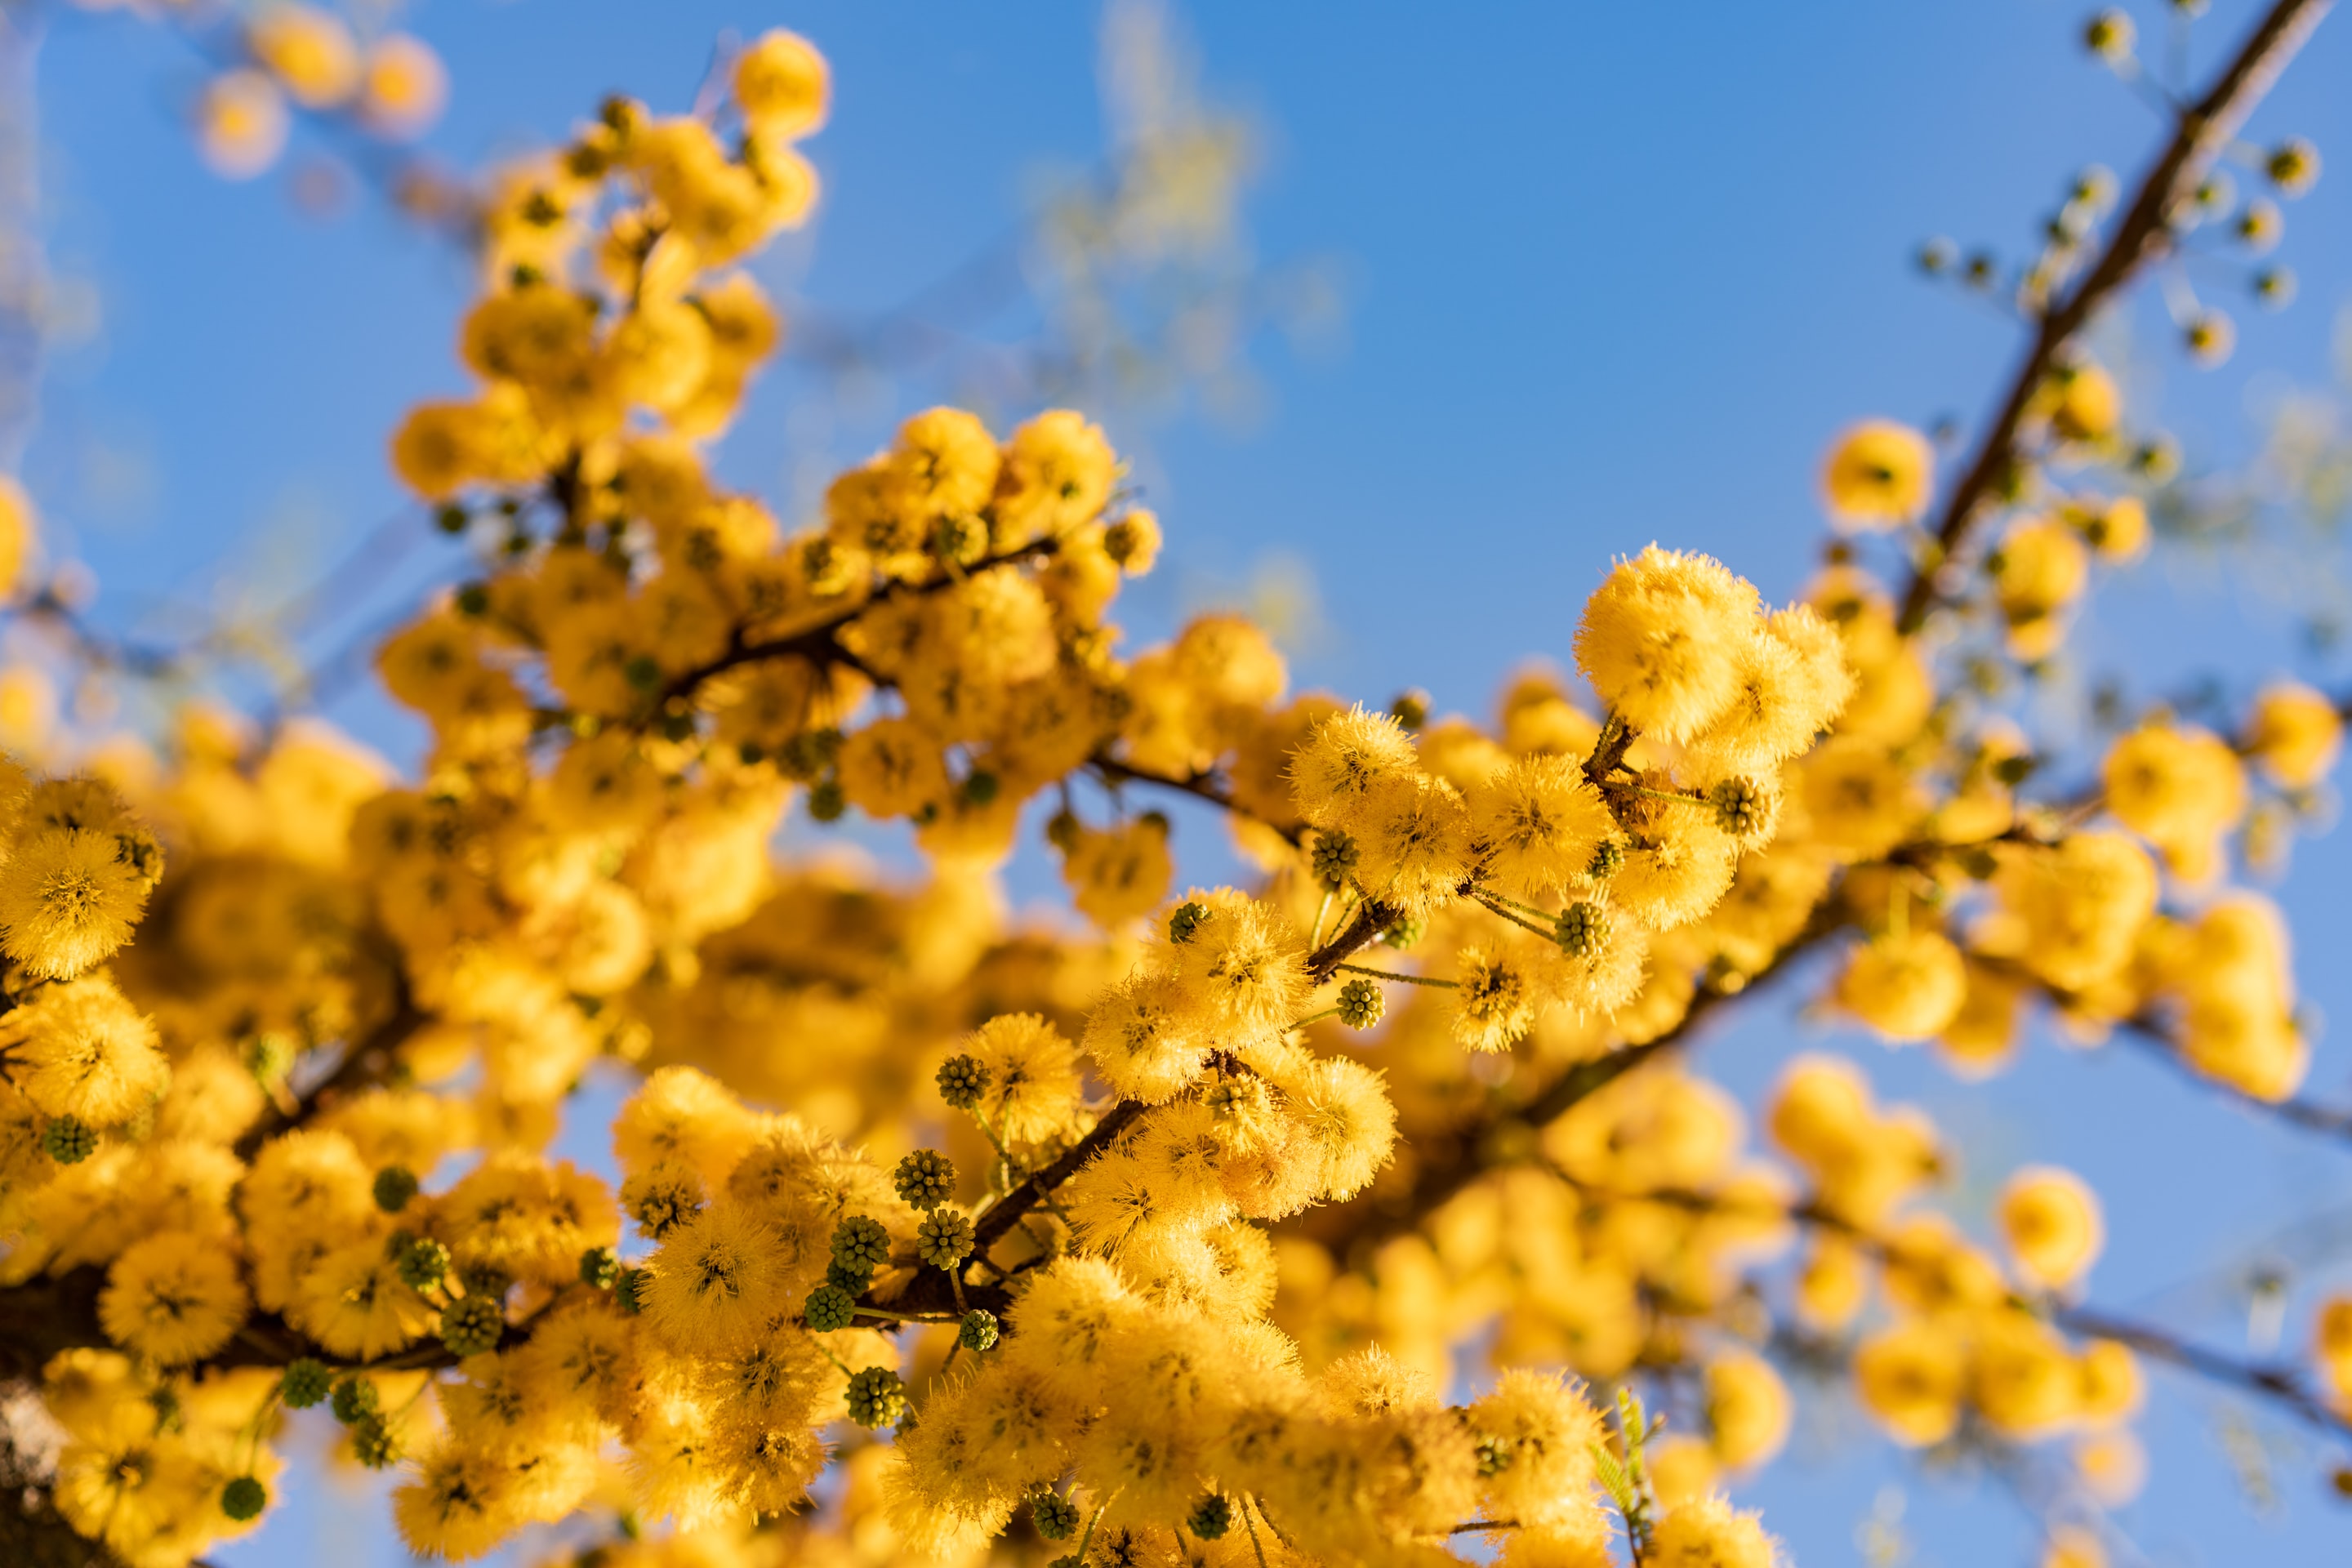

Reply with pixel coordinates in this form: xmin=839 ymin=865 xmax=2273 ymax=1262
xmin=1895 ymin=0 xmax=2332 ymax=634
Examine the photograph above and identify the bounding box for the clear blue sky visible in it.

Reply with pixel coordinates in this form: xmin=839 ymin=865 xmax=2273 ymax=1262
xmin=20 ymin=1 xmax=2352 ymax=1562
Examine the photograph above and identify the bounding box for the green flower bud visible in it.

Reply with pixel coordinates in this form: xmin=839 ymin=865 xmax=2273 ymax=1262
xmin=1336 ymin=978 xmax=1384 ymax=1030
xmin=394 ymin=1236 xmax=450 ymax=1292
xmin=350 ymin=1414 xmax=399 ymax=1469
xmin=1477 ymin=1433 xmax=1519 ymax=1477
xmin=915 ymin=1208 xmax=974 ymax=1270
xmin=893 ymin=1148 xmax=957 ymax=1209
xmin=1708 ymin=777 xmax=1770 ymax=840
xmin=1379 ymin=915 xmax=1424 ymax=951
xmin=1187 ymin=1494 xmax=1232 ymax=1539
xmin=280 ymin=1359 xmax=332 ymax=1410
xmin=1309 ymin=831 xmax=1359 ymax=893
xmin=844 ymin=1365 xmax=906 ymax=1428
xmin=830 ymin=1215 xmax=892 ymax=1285
xmin=1553 ymin=902 xmax=1607 ymax=959
xmin=580 ymin=1246 xmax=621 ymax=1290
xmin=808 ymin=777 xmax=847 ymax=822
xmin=221 ymin=1475 xmax=268 ymax=1521
xmin=804 ymin=1283 xmax=858 ymax=1333
xmin=616 ymin=1267 xmax=648 ymax=1315
xmin=936 ymin=1054 xmax=992 ymax=1111
xmin=958 ymin=1309 xmax=999 ymax=1352
xmin=1032 ymin=1490 xmax=1082 ymax=1541
xmin=1168 ymin=900 xmax=1210 ymax=944
xmin=328 ymin=1377 xmax=379 ymax=1426
xmin=1586 ymin=840 xmax=1625 ymax=880
xmin=373 ymin=1165 xmax=421 ymax=1213
xmin=439 ymin=1294 xmax=506 ymax=1358
xmin=42 ymin=1116 xmax=96 ymax=1165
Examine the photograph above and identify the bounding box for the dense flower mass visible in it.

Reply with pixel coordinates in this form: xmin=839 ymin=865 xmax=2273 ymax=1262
xmin=2 ymin=10 xmax=2349 ymax=1568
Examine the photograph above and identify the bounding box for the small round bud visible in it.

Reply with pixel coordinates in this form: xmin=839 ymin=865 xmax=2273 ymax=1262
xmin=2084 ymin=9 xmax=2135 ymax=62
xmin=1379 ymin=914 xmax=1424 ymax=950
xmin=350 ymin=1414 xmax=399 ymax=1469
xmin=893 ymin=1148 xmax=957 ymax=1209
xmin=844 ymin=1365 xmax=906 ymax=1428
xmin=623 ymin=653 xmax=662 ymax=693
xmin=2191 ymin=172 xmax=2235 ymax=217
xmin=42 ymin=1116 xmax=96 ymax=1165
xmin=915 ymin=1208 xmax=975 ymax=1270
xmin=779 ymin=727 xmax=841 ymax=780
xmin=328 ymin=1377 xmax=379 ymax=1426
xmin=433 ymin=502 xmax=470 ymax=536
xmin=1476 ymin=1433 xmax=1520 ymax=1477
xmin=459 ymin=1264 xmax=511 ymax=1302
xmin=1553 ymin=902 xmax=1608 ymax=959
xmin=373 ymin=1165 xmax=419 ymax=1213
xmin=439 ymin=1294 xmax=506 ymax=1358
xmin=2185 ymin=310 xmax=2235 ymax=367
xmin=1962 ymin=252 xmax=1998 ymax=288
xmin=453 ymin=582 xmax=491 ymax=617
xmin=1310 ymin=830 xmax=1360 ymax=893
xmin=280 ymin=1359 xmax=332 ymax=1410
xmin=661 ymin=710 xmax=697 ymax=744
xmin=961 ymin=769 xmax=1000 ymax=806
xmin=1187 ymin=1494 xmax=1233 ymax=1539
xmin=937 ymin=1054 xmax=992 ymax=1111
xmin=1336 ymin=978 xmax=1385 ymax=1031
xmin=2070 ymin=165 xmax=2118 ymax=212
xmin=804 ymin=1282 xmax=858 ymax=1333
xmin=616 ymin=1267 xmax=648 ymax=1315
xmin=1032 ymin=1490 xmax=1082 ymax=1541
xmin=221 ymin=1475 xmax=268 ymax=1521
xmin=958 ymin=1309 xmax=1000 ymax=1352
xmin=1586 ymin=839 xmax=1625 ymax=880
xmin=2254 ymin=265 xmax=2297 ymax=308
xmin=1916 ymin=236 xmax=1957 ymax=274
xmin=1168 ymin=901 xmax=1210 ymax=945
xmin=2266 ymin=137 xmax=2320 ymax=198
xmin=394 ymin=1236 xmax=450 ymax=1292
xmin=580 ymin=1246 xmax=621 ymax=1290
xmin=1045 ymin=809 xmax=1083 ymax=852
xmin=830 ymin=1214 xmax=892 ymax=1285
xmin=1708 ymin=777 xmax=1773 ymax=842
xmin=2131 ymin=434 xmax=2181 ymax=483
xmin=1388 ymin=688 xmax=1431 ymax=731
xmin=2236 ymin=197 xmax=2284 ymax=252
xmin=808 ymin=777 xmax=847 ymax=822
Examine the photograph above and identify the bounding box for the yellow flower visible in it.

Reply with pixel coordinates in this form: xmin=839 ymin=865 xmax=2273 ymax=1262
xmin=1648 ymin=1494 xmax=1780 ymax=1568
xmin=1837 ymin=929 xmax=1967 ymax=1042
xmin=0 ymin=474 xmax=36 ymax=600
xmin=99 ymin=1232 xmax=249 ymax=1365
xmin=1998 ymin=1165 xmax=2104 ymax=1291
xmin=359 ymin=34 xmax=449 ymax=140
xmin=196 ymin=70 xmax=291 ymax=180
xmin=4 ymin=975 xmax=167 ymax=1124
xmin=1821 ymin=419 xmax=1933 ymax=529
xmin=247 ymin=5 xmax=362 ymax=107
xmin=733 ymin=29 xmax=831 ymax=139
xmin=1855 ymin=1318 xmax=1965 ymax=1446
xmin=2244 ymin=681 xmax=2342 ymax=789
xmin=1574 ymin=546 xmax=1762 ymax=742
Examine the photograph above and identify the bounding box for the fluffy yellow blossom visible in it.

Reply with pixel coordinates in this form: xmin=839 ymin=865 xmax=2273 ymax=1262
xmin=1575 ymin=547 xmax=1763 ymax=742
xmin=1999 ymin=1165 xmax=2105 ymax=1291
xmin=1822 ymin=419 xmax=1934 ymax=528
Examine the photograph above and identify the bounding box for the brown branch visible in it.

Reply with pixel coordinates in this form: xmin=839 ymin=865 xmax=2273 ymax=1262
xmin=234 ymin=992 xmax=430 ymax=1162
xmin=1894 ymin=0 xmax=2332 ymax=634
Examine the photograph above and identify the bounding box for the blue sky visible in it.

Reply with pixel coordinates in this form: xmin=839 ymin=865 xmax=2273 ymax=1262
xmin=20 ymin=1 xmax=2352 ymax=1563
